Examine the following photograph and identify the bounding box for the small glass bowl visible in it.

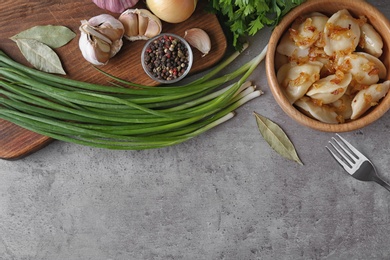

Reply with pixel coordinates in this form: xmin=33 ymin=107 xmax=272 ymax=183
xmin=141 ymin=33 xmax=193 ymax=84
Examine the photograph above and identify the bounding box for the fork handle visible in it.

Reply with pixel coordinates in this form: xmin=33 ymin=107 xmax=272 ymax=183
xmin=373 ymin=176 xmax=390 ymax=192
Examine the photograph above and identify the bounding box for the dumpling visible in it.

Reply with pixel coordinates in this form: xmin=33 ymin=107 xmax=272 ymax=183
xmin=277 ymin=61 xmax=323 ymax=104
xmin=330 ymin=94 xmax=353 ymax=121
xmin=308 ymin=46 xmax=335 ymax=77
xmin=276 ymin=32 xmax=310 ymax=61
xmin=350 ymin=80 xmax=390 ymax=119
xmin=289 ymin=12 xmax=329 ymax=49
xmin=360 ymin=23 xmax=383 ymax=58
xmin=295 ymin=97 xmax=339 ymax=124
xmin=337 ymin=52 xmax=383 ymax=85
xmin=323 ymin=9 xmax=361 ymax=56
xmin=306 ymin=72 xmax=352 ymax=104
xmin=355 ymin=52 xmax=387 ymax=79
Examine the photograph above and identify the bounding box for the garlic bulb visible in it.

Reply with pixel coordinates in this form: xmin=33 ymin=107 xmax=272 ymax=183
xmin=119 ymin=9 xmax=162 ymax=41
xmin=92 ymin=0 xmax=139 ymax=13
xmin=79 ymin=14 xmax=124 ymax=65
xmin=184 ymin=28 xmax=211 ymax=57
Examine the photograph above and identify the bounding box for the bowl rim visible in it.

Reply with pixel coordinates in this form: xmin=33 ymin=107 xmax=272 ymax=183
xmin=265 ymin=0 xmax=390 ymax=132
xmin=141 ymin=33 xmax=194 ymax=84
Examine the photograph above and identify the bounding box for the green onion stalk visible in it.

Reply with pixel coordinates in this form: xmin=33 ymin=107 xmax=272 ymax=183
xmin=0 ymin=44 xmax=268 ymax=150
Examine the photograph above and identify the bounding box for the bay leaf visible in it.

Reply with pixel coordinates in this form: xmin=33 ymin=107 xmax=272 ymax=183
xmin=11 ymin=25 xmax=76 ymax=48
xmin=254 ymin=112 xmax=303 ymax=165
xmin=15 ymin=38 xmax=66 ymax=75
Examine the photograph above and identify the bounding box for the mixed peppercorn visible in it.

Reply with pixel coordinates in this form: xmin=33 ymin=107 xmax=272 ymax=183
xmin=144 ymin=35 xmax=191 ymax=82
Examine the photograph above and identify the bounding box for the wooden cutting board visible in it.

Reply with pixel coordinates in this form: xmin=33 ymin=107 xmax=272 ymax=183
xmin=0 ymin=1 xmax=227 ymax=160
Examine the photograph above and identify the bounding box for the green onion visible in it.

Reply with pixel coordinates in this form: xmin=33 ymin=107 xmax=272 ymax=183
xmin=0 ymin=44 xmax=268 ymax=150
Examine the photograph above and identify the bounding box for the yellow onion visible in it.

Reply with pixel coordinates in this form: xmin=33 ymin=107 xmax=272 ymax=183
xmin=146 ymin=0 xmax=197 ymax=23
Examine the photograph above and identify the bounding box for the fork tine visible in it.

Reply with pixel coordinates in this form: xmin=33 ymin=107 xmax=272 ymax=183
xmin=335 ymin=133 xmax=363 ymax=160
xmin=326 ymin=145 xmax=351 ymax=171
xmin=327 ymin=140 xmax=355 ymax=167
xmin=331 ymin=136 xmax=357 ymax=163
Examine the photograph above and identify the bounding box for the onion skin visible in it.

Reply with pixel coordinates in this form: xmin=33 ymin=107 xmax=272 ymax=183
xmin=146 ymin=0 xmax=197 ymax=23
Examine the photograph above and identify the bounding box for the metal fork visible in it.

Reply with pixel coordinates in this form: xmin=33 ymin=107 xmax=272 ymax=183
xmin=326 ymin=134 xmax=390 ymax=192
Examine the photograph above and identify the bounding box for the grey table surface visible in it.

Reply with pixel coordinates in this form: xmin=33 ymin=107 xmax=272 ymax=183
xmin=1 ymin=1 xmax=390 ymax=260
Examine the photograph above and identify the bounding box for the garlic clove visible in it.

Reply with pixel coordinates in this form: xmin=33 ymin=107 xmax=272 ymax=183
xmin=110 ymin=38 xmax=123 ymax=58
xmin=184 ymin=28 xmax=211 ymax=57
xmin=137 ymin=12 xmax=149 ymax=36
xmin=80 ymin=21 xmax=112 ymax=45
xmin=94 ymin=37 xmax=111 ymax=54
xmin=118 ymin=11 xmax=139 ymax=37
xmin=142 ymin=10 xmax=162 ymax=38
xmin=95 ymin=24 xmax=124 ymax=43
xmin=79 ymin=32 xmax=111 ymax=65
xmin=144 ymin=19 xmax=161 ymax=38
xmin=86 ymin=14 xmax=124 ymax=42
xmin=119 ymin=9 xmax=162 ymax=41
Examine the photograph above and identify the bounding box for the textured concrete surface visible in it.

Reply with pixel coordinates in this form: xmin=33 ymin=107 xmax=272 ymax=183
xmin=1 ymin=1 xmax=390 ymax=259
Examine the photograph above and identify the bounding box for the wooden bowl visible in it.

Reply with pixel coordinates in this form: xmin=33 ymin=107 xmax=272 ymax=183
xmin=265 ymin=0 xmax=390 ymax=132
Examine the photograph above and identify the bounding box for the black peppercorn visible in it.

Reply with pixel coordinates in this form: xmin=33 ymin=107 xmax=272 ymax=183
xmin=143 ymin=34 xmax=191 ymax=82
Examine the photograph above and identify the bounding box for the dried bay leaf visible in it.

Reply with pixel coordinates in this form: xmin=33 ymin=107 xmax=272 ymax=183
xmin=254 ymin=112 xmax=303 ymax=165
xmin=14 ymin=38 xmax=66 ymax=75
xmin=11 ymin=25 xmax=76 ymax=48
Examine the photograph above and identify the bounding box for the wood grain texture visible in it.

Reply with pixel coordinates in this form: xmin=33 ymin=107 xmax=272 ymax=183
xmin=0 ymin=0 xmax=227 ymax=160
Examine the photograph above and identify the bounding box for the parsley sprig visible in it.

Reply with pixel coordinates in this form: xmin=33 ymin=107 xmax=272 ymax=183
xmin=208 ymin=0 xmax=306 ymax=50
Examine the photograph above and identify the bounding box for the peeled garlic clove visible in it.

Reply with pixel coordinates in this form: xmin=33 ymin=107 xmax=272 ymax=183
xmin=92 ymin=0 xmax=140 ymax=13
xmin=119 ymin=9 xmax=162 ymax=41
xmin=350 ymin=80 xmax=390 ymax=119
xmin=184 ymin=28 xmax=211 ymax=57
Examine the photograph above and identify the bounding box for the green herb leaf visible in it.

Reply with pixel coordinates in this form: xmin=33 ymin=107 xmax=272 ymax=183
xmin=208 ymin=0 xmax=306 ymax=50
xmin=254 ymin=112 xmax=303 ymax=165
xmin=11 ymin=25 xmax=76 ymax=48
xmin=14 ymin=38 xmax=66 ymax=75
